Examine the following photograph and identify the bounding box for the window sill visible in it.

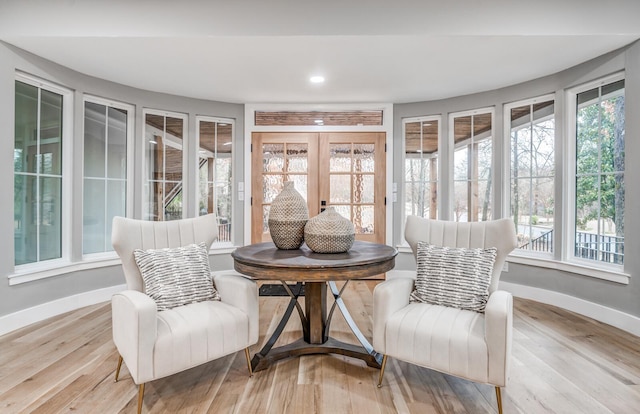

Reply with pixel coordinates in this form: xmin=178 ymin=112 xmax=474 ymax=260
xmin=9 ymin=257 xmax=122 ymax=286
xmin=8 ymin=244 xmax=241 ymax=286
xmin=506 ymin=254 xmax=629 ymax=285
xmin=396 ymin=245 xmax=630 ymax=285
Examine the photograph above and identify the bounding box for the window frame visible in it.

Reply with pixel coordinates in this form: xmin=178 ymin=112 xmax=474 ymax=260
xmin=13 ymin=72 xmax=73 ymax=274
xmin=448 ymin=107 xmax=495 ymax=223
xmin=141 ymin=108 xmax=188 ymax=221
xmin=82 ymin=95 xmax=135 ymax=259
xmin=565 ymin=72 xmax=625 ymax=272
xmin=503 ymin=94 xmax=556 ymax=260
xmin=401 ymin=115 xmax=442 ymax=241
xmin=196 ymin=115 xmax=235 ymax=248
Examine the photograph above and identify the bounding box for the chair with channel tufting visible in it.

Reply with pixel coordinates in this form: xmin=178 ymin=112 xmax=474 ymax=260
xmin=373 ymin=216 xmax=517 ymax=414
xmin=111 ymin=214 xmax=258 ymax=414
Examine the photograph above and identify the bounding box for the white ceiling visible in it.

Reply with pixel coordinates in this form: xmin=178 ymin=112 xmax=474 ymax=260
xmin=1 ymin=0 xmax=639 ymax=104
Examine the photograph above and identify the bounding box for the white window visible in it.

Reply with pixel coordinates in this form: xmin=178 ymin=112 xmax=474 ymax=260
xmin=14 ymin=75 xmax=71 ymax=267
xmin=403 ymin=116 xmax=441 ymax=220
xmin=83 ymin=97 xmax=134 ymax=255
xmin=143 ymin=110 xmax=187 ymax=221
xmin=450 ymin=109 xmax=494 ymax=222
xmin=197 ymin=116 xmax=233 ymax=244
xmin=570 ymin=75 xmax=625 ymax=266
xmin=506 ymin=96 xmax=555 ymax=255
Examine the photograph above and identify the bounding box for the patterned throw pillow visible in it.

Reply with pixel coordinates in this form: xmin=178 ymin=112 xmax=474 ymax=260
xmin=133 ymin=242 xmax=220 ymax=311
xmin=410 ymin=242 xmax=497 ymax=313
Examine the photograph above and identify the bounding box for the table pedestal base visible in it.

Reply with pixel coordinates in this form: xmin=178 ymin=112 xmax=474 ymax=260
xmin=251 ymin=280 xmax=383 ymax=372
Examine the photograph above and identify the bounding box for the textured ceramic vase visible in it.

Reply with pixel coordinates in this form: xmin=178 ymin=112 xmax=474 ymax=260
xmin=304 ymin=207 xmax=356 ymax=253
xmin=268 ymin=181 xmax=309 ymax=249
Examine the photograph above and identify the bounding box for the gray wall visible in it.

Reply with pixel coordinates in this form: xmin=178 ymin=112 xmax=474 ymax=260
xmin=2 ymin=39 xmax=639 ymax=322
xmin=393 ymin=41 xmax=639 ymax=318
xmin=0 ymin=42 xmax=244 ymax=317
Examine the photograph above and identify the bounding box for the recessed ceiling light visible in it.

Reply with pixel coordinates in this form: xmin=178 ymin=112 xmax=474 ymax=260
xmin=423 ymin=123 xmax=432 ymax=126
xmin=314 ymin=119 xmax=323 ymax=124
xmin=310 ymin=76 xmax=325 ymax=83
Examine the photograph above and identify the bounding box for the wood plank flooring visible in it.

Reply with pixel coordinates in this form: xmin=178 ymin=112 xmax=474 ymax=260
xmin=1 ymin=281 xmax=639 ymax=413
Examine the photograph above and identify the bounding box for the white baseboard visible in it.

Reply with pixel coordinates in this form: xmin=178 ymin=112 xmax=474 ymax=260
xmin=0 ymin=284 xmax=126 ymax=337
xmin=500 ymin=281 xmax=640 ymax=337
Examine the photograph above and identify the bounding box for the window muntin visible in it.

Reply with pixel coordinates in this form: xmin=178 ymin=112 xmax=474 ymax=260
xmin=144 ymin=111 xmax=186 ymax=221
xmin=197 ymin=117 xmax=233 ymax=244
xmin=509 ymin=99 xmax=555 ymax=254
xmin=574 ymin=79 xmax=624 ymax=265
xmin=14 ymin=79 xmax=65 ymax=265
xmin=83 ymin=99 xmax=131 ymax=254
xmin=404 ymin=116 xmax=440 ymax=220
xmin=452 ymin=111 xmax=493 ymax=222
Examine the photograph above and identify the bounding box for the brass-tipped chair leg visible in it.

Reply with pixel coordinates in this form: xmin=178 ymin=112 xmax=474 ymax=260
xmin=137 ymin=383 xmax=145 ymax=414
xmin=495 ymin=386 xmax=503 ymax=414
xmin=244 ymin=348 xmax=253 ymax=377
xmin=114 ymin=355 xmax=123 ymax=382
xmin=377 ymin=355 xmax=388 ymax=388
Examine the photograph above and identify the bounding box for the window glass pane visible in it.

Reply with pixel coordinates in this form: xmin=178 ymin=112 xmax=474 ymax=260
xmin=14 ymin=175 xmax=37 ymax=265
xmin=330 ymin=144 xmax=351 ymax=172
xmin=353 ymin=144 xmax=374 ymax=172
xmin=263 ymin=174 xmax=284 ymax=203
xmin=353 ymin=174 xmax=374 ymax=203
xmin=286 ymin=143 xmax=308 ymax=172
xmin=165 ymin=182 xmax=182 ymax=221
xmin=107 ymin=107 xmax=127 ymax=179
xmin=40 ymin=90 xmax=62 ymax=176
xmin=14 ymin=81 xmax=38 ymax=174
xmin=106 ymin=180 xmax=126 ymax=243
xmin=263 ymin=144 xmax=284 ymax=172
xmin=39 ymin=176 xmax=62 ymax=261
xmin=330 ymin=175 xmax=351 ymax=203
xmin=84 ymin=102 xmax=106 ymax=177
xmin=83 ymin=178 xmax=106 ymax=254
xmin=576 ymin=102 xmax=600 ymax=175
xmin=353 ymin=205 xmax=374 ymax=234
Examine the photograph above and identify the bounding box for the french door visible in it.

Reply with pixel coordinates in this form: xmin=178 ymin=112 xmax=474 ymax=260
xmin=251 ymin=132 xmax=386 ymax=245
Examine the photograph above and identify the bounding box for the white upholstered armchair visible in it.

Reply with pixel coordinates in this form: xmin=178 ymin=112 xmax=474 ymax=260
xmin=373 ymin=216 xmax=517 ymax=414
xmin=111 ymin=214 xmax=259 ymax=414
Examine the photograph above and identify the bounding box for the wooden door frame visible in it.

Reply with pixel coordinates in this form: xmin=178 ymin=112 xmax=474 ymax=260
xmin=243 ymin=103 xmax=394 ymax=246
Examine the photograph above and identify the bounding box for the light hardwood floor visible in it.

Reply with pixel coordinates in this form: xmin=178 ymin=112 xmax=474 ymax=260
xmin=1 ymin=281 xmax=639 ymax=413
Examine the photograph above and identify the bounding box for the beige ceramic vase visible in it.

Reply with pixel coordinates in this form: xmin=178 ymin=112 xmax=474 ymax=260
xmin=304 ymin=207 xmax=355 ymax=253
xmin=268 ymin=181 xmax=309 ymax=249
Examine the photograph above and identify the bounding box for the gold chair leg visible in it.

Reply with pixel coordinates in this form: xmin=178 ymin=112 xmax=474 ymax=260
xmin=244 ymin=348 xmax=253 ymax=377
xmin=137 ymin=383 xmax=145 ymax=414
xmin=377 ymin=355 xmax=388 ymax=388
xmin=495 ymin=386 xmax=503 ymax=414
xmin=114 ymin=355 xmax=123 ymax=382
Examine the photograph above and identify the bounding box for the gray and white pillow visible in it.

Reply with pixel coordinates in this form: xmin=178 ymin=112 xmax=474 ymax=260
xmin=410 ymin=242 xmax=497 ymax=313
xmin=134 ymin=242 xmax=220 ymax=311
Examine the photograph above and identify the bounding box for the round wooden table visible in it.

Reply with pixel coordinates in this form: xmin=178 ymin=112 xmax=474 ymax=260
xmin=232 ymin=241 xmax=398 ymax=372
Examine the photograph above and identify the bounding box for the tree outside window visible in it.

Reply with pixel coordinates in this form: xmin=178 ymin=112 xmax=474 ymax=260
xmin=575 ymin=79 xmax=625 ymax=265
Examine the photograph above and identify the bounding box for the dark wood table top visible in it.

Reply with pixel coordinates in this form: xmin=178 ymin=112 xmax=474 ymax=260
xmin=232 ymin=241 xmax=398 ymax=281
